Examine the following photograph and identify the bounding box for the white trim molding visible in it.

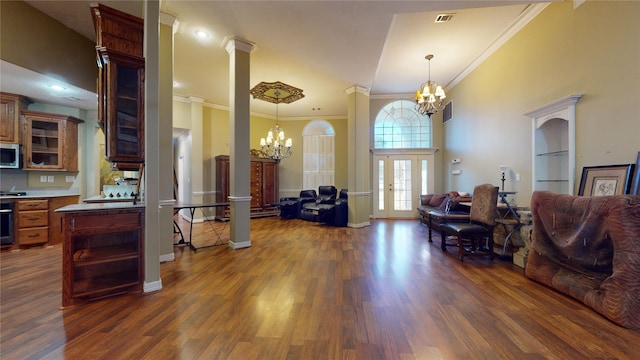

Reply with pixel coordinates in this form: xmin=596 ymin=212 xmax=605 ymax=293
xmin=228 ymin=196 xmax=252 ymax=202
xmin=160 ymin=253 xmax=175 ymax=262
xmin=229 ymin=240 xmax=251 ymax=249
xmin=143 ymin=280 xmax=163 ymax=293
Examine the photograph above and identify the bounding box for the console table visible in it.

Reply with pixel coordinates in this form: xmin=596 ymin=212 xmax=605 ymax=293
xmin=495 ymin=191 xmax=521 ymax=257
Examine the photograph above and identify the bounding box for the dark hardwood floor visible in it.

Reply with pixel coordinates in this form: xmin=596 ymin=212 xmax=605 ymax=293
xmin=2 ymin=217 xmax=639 ymax=359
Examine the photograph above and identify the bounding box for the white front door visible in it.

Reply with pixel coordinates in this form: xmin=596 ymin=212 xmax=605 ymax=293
xmin=372 ymin=151 xmax=435 ymax=218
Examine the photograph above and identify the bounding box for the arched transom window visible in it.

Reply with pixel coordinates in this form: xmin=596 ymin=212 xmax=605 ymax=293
xmin=374 ymin=99 xmax=431 ymax=149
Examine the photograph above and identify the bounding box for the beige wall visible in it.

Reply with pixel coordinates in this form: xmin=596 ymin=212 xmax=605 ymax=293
xmin=173 ymin=99 xmax=349 ymax=199
xmin=0 ymin=1 xmax=97 ymax=92
xmin=442 ymin=1 xmax=640 ymax=207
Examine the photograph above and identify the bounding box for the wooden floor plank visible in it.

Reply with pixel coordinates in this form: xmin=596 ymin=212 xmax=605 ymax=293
xmin=2 ymin=217 xmax=640 ymax=359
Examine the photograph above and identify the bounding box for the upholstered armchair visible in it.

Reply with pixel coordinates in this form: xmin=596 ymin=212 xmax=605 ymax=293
xmin=439 ymin=184 xmax=499 ymax=261
xmin=296 ymin=189 xmax=318 ymax=218
xmin=299 ymin=186 xmax=338 ymax=222
xmin=318 ymin=188 xmax=348 ymax=227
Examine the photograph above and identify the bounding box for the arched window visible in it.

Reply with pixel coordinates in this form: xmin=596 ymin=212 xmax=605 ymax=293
xmin=303 ymin=120 xmax=335 ymax=189
xmin=374 ymin=100 xmax=431 ymax=149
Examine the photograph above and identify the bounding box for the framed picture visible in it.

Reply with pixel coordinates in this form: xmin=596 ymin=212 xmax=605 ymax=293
xmin=578 ymin=164 xmax=635 ymax=196
xmin=631 ymin=152 xmax=640 ymax=196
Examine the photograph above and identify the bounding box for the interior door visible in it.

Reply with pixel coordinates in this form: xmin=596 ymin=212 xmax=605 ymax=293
xmin=373 ymin=153 xmax=433 ymax=218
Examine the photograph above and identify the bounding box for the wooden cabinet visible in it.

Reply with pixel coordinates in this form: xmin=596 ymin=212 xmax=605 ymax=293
xmin=91 ymin=3 xmax=145 ymax=170
xmin=5 ymin=195 xmax=80 ymax=249
xmin=49 ymin=195 xmax=80 ymax=245
xmin=0 ymin=92 xmax=32 ymax=143
xmin=215 ymin=155 xmax=279 ymax=220
xmin=96 ymin=48 xmax=145 ymax=169
xmin=16 ymin=199 xmax=49 ymax=246
xmin=60 ymin=206 xmax=144 ymax=307
xmin=21 ymin=110 xmax=83 ymax=171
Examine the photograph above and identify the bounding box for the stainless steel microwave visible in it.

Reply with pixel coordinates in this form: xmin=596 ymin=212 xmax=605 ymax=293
xmin=0 ymin=143 xmax=21 ymax=169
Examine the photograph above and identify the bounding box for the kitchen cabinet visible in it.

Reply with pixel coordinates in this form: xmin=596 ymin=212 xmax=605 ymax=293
xmin=97 ymin=48 xmax=145 ymax=169
xmin=60 ymin=206 xmax=144 ymax=307
xmin=16 ymin=199 xmax=49 ymax=246
xmin=215 ymin=155 xmax=279 ymax=220
xmin=0 ymin=92 xmax=32 ymax=144
xmin=91 ymin=3 xmax=145 ymax=171
xmin=21 ymin=110 xmax=83 ymax=171
xmin=49 ymin=195 xmax=80 ymax=245
xmin=3 ymin=195 xmax=80 ymax=250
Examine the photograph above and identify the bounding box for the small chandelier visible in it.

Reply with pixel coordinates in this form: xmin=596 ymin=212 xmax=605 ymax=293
xmin=259 ymin=91 xmax=292 ymax=160
xmin=250 ymin=81 xmax=304 ymax=160
xmin=415 ymin=54 xmax=446 ymax=117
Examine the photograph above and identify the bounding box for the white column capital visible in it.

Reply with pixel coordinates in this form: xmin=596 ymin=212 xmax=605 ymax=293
xmin=224 ymin=37 xmax=257 ymax=55
xmin=345 ymin=85 xmax=370 ymax=95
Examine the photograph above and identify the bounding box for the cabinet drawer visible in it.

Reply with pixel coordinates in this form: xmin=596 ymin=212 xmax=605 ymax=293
xmin=17 ymin=199 xmax=49 ymax=211
xmin=18 ymin=210 xmax=49 ymax=227
xmin=18 ymin=227 xmax=49 ymax=245
xmin=70 ymin=211 xmax=143 ymax=232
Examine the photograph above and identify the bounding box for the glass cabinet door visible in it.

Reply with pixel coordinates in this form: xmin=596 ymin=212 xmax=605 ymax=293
xmin=21 ymin=110 xmax=83 ymax=171
xmin=23 ymin=115 xmax=63 ymax=169
xmin=28 ymin=118 xmax=61 ymax=168
xmin=98 ymin=48 xmax=145 ymax=166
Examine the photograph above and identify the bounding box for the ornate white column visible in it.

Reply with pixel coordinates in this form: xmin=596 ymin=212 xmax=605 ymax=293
xmin=345 ymin=85 xmax=371 ymax=228
xmin=225 ymin=38 xmax=255 ymax=249
xmin=157 ymin=12 xmax=178 ymax=263
xmin=143 ymin=0 xmax=162 ymax=292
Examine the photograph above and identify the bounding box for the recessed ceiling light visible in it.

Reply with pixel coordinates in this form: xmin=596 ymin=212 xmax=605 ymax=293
xmin=195 ymin=30 xmax=209 ymax=38
xmin=50 ymin=84 xmax=66 ymax=91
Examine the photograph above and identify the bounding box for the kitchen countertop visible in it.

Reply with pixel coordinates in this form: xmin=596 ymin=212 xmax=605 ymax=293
xmin=83 ymin=195 xmax=139 ymax=203
xmin=0 ymin=193 xmax=80 ymax=200
xmin=55 ymin=202 xmax=145 ymax=213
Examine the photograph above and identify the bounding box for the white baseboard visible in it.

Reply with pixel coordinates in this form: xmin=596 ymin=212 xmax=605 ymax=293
xmin=229 ymin=240 xmax=251 ymax=249
xmin=160 ymin=253 xmax=175 ymax=262
xmin=143 ymin=280 xmax=163 ymax=293
xmin=348 ymin=221 xmax=371 ymax=228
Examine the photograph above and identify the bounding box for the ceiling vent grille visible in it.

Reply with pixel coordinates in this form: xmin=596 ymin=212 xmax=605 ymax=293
xmin=435 ymin=14 xmax=455 ymax=23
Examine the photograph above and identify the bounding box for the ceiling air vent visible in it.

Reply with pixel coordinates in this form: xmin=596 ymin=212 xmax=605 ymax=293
xmin=435 ymin=13 xmax=455 ymax=23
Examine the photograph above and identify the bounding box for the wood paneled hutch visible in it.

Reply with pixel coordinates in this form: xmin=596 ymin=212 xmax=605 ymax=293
xmin=215 ymin=155 xmax=279 ymax=220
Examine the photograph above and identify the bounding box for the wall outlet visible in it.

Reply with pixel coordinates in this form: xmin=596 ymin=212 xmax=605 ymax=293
xmin=516 ymin=173 xmax=521 ymax=181
xmin=40 ymin=175 xmax=47 ymax=183
xmin=65 ymin=176 xmax=75 ymax=183
xmin=47 ymin=176 xmax=55 ymax=182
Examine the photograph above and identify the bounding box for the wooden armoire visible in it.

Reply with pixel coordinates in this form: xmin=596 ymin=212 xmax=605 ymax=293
xmin=215 ymin=155 xmax=279 ymax=220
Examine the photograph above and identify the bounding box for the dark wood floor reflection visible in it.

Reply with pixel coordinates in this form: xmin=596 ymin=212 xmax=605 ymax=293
xmin=2 ymin=217 xmax=639 ymax=359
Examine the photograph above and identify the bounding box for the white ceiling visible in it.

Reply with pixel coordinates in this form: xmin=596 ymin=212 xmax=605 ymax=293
xmin=3 ymin=0 xmax=552 ymax=119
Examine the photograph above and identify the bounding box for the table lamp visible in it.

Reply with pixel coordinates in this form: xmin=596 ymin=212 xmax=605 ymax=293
xmin=499 ymin=165 xmax=509 ymax=191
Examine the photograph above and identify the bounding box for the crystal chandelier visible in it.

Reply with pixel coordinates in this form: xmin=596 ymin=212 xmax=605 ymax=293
xmin=250 ymin=81 xmax=305 ymax=160
xmin=259 ymin=91 xmax=292 ymax=160
xmin=415 ymin=54 xmax=446 ymax=117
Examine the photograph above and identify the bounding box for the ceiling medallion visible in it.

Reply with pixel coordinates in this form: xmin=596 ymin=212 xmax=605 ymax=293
xmin=250 ymin=81 xmax=305 ymax=104
xmin=250 ymin=81 xmax=304 ymax=160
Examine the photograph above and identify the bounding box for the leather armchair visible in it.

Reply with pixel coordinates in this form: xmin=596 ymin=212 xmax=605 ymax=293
xmin=319 ymin=188 xmax=348 ymax=227
xmin=300 ymin=186 xmax=337 ymax=222
xmin=296 ymin=189 xmax=318 ymax=218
